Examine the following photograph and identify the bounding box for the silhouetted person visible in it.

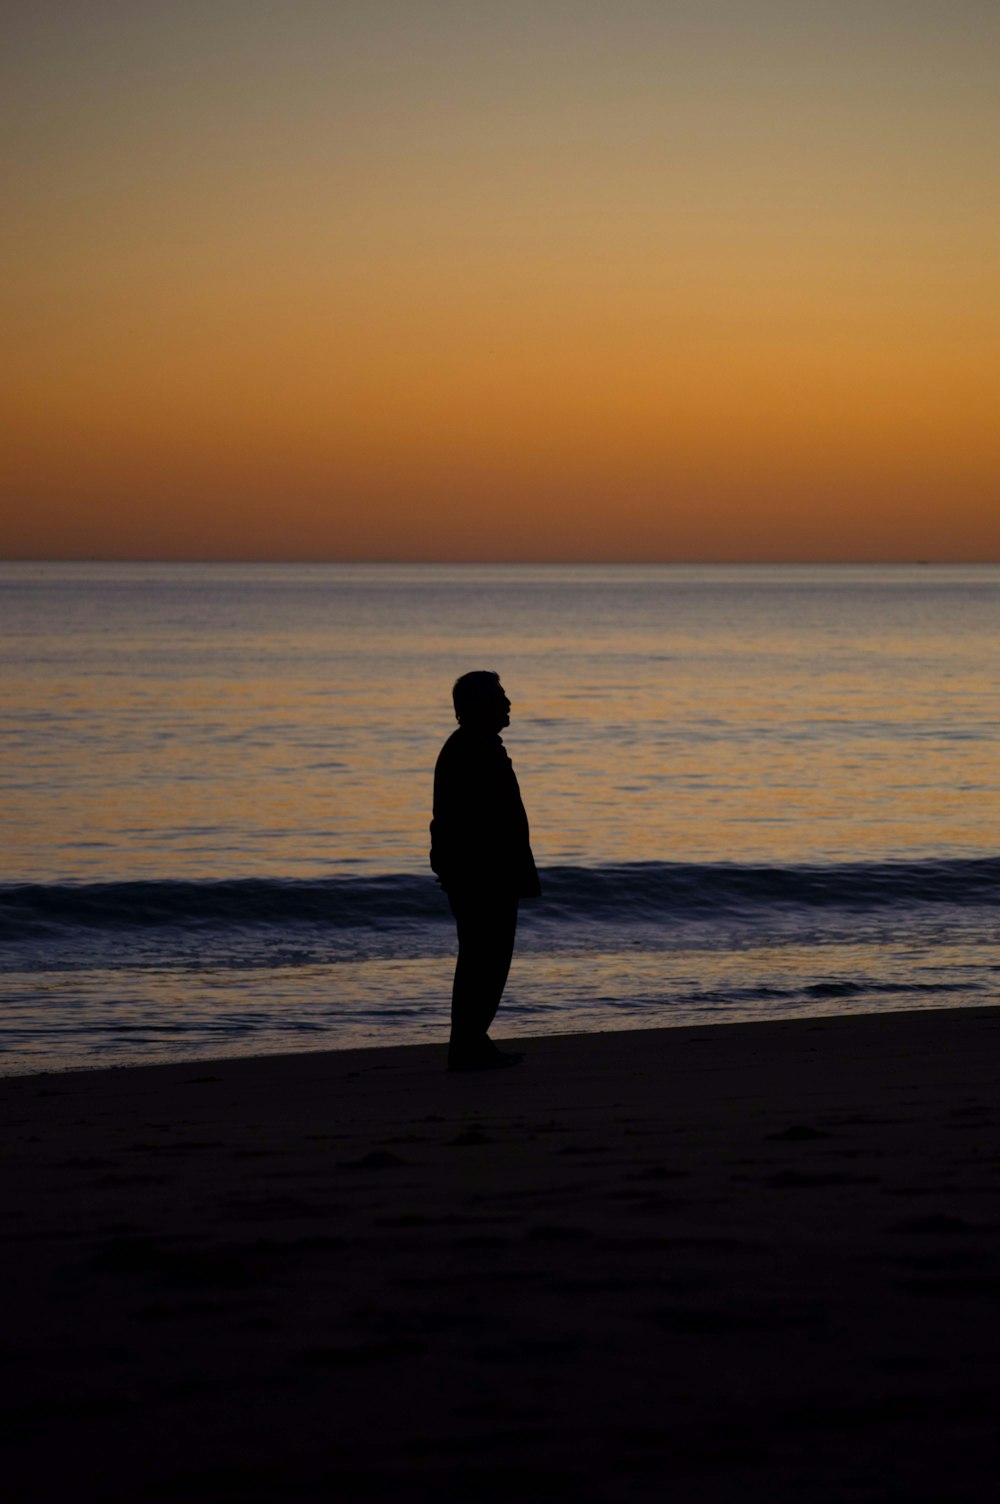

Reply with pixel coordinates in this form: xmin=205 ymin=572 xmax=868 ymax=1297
xmin=430 ymin=671 xmax=541 ymax=1071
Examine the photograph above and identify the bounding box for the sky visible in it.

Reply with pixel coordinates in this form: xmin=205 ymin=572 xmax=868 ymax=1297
xmin=3 ymin=0 xmax=998 ymax=561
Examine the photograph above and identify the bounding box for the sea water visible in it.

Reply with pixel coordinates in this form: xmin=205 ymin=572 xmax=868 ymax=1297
xmin=2 ymin=561 xmax=998 ymax=1072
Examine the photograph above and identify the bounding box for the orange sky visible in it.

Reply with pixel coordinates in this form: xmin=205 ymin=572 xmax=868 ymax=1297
xmin=3 ymin=1 xmax=998 ymax=561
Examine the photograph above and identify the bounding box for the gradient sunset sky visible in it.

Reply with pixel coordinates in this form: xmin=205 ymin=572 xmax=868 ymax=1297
xmin=4 ymin=1 xmax=998 ymax=561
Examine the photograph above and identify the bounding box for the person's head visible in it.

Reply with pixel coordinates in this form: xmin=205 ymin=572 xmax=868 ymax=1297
xmin=452 ymin=670 xmax=511 ymax=731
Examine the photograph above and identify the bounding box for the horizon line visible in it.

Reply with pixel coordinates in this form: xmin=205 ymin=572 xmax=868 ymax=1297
xmin=3 ymin=556 xmax=998 ymax=568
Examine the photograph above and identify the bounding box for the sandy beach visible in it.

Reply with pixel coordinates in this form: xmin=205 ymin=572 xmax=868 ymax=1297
xmin=3 ymin=1005 xmax=999 ymax=1502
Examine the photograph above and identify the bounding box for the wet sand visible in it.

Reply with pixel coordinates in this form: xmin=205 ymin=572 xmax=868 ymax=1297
xmin=3 ymin=1006 xmax=999 ymax=1502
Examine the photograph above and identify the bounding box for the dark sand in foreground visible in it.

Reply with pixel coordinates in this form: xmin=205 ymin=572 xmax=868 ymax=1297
xmin=3 ymin=1007 xmax=999 ymax=1502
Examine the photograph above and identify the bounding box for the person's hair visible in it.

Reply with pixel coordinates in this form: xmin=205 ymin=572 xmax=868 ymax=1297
xmin=452 ymin=670 xmax=501 ymax=722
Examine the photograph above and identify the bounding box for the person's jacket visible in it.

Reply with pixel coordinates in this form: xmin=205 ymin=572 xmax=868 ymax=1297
xmin=430 ymin=725 xmax=541 ymax=897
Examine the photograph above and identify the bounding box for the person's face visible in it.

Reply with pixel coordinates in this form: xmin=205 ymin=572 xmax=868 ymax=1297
xmin=490 ymin=682 xmax=511 ymax=731
xmin=461 ymin=679 xmax=511 ymax=731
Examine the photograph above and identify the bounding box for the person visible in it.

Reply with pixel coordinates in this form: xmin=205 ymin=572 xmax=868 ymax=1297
xmin=430 ymin=671 xmax=541 ymax=1071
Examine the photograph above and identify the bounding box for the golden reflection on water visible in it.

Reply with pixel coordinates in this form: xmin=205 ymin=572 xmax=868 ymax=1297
xmin=4 ymin=563 xmax=999 ymax=881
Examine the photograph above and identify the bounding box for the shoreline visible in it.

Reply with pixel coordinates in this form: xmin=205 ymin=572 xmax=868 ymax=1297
xmin=6 ymin=993 xmax=1000 ymax=1083
xmin=4 ymin=1003 xmax=999 ymax=1501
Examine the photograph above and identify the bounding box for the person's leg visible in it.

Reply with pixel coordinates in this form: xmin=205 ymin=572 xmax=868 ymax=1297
xmin=447 ymin=891 xmax=518 ymax=1064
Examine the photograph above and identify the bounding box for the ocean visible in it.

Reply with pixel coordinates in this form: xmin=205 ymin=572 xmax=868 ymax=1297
xmin=2 ymin=561 xmax=998 ymax=1074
